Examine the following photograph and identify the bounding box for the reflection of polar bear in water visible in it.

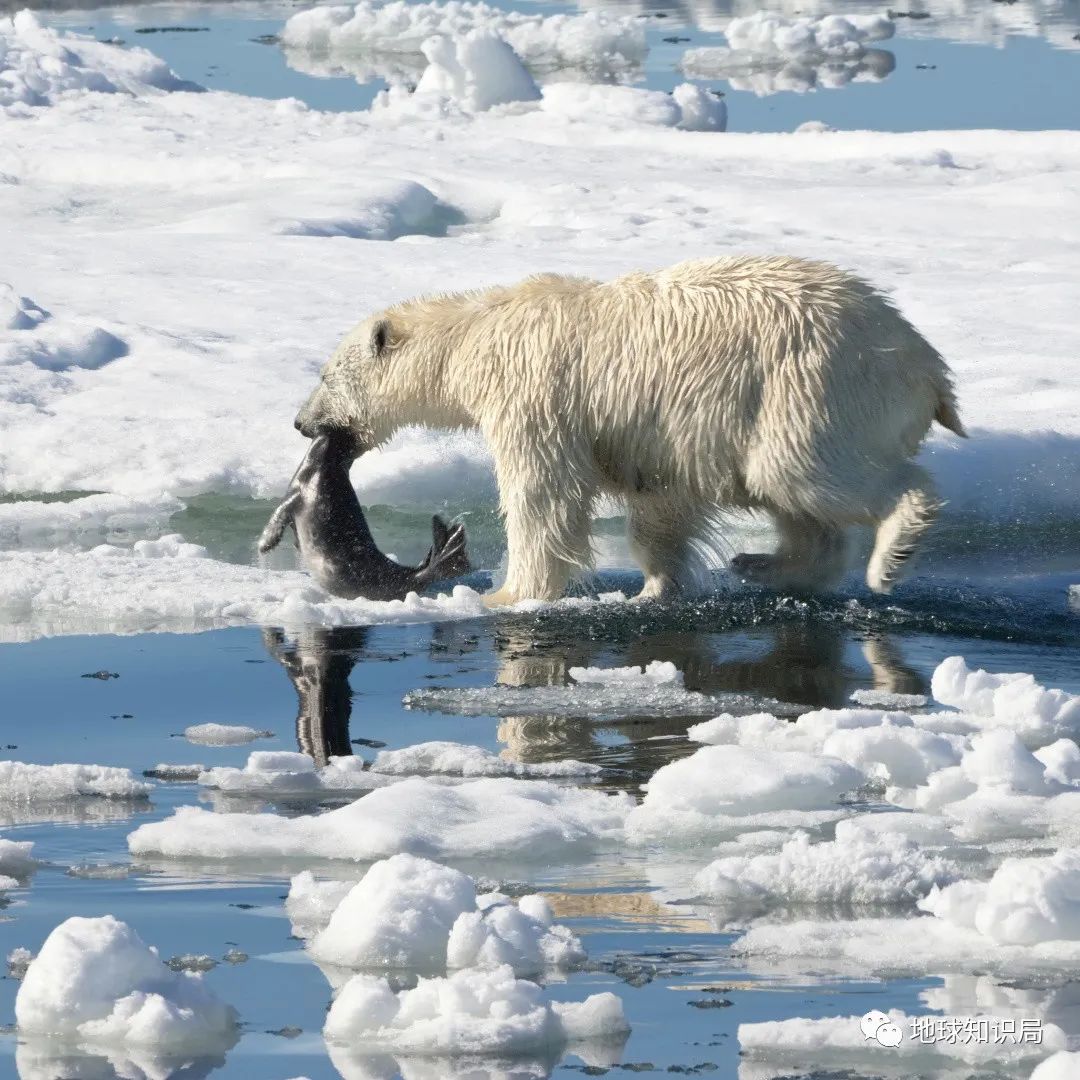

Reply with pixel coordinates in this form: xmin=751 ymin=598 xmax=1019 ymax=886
xmin=295 ymin=256 xmax=965 ymax=604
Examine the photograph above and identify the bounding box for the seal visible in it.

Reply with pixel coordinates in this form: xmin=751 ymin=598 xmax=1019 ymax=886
xmin=258 ymin=430 xmax=470 ymax=601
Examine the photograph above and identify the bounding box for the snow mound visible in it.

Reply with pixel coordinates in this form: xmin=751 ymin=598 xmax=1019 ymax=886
xmin=0 ymin=12 xmax=196 ymax=108
xmin=688 ymin=708 xmax=963 ymax=788
xmin=739 ymin=1009 xmax=1064 ymax=1064
xmin=183 ymin=724 xmax=269 ymax=747
xmin=370 ymin=741 xmax=600 ymax=778
xmin=15 ymin=916 xmax=236 ymax=1052
xmin=626 ymin=745 xmax=863 ymax=844
xmin=0 ymin=283 xmax=47 ymax=330
xmin=569 ymin=660 xmax=682 ymax=688
xmin=128 ymin=776 xmax=632 ymax=862
xmin=918 ymin=848 xmax=1080 ymax=946
xmin=694 ymin=823 xmax=959 ymax=910
xmin=0 ymin=493 xmax=182 ymax=542
xmin=296 ymin=853 xmax=584 ymax=975
xmin=414 ymin=30 xmax=539 ymax=112
xmin=725 ymin=13 xmax=895 ymax=57
xmin=323 ymin=963 xmax=627 ymax=1054
xmin=281 ymin=2 xmax=645 ymax=75
xmin=0 ymin=546 xmax=487 ymax=640
xmin=198 ymin=751 xmax=397 ymax=795
xmin=0 ymin=761 xmax=150 ymax=802
xmin=0 ymin=836 xmax=36 ymax=890
xmin=931 ymin=655 xmax=1080 ymax=746
xmin=850 ymin=689 xmax=927 ymax=709
xmin=540 ymin=82 xmax=726 ymax=132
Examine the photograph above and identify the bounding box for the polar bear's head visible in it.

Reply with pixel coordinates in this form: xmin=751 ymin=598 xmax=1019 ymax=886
xmin=296 ymin=309 xmax=441 ymax=450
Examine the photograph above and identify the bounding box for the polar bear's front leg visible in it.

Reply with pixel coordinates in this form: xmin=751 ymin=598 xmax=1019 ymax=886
xmin=626 ymin=493 xmax=701 ymax=601
xmin=488 ymin=477 xmax=595 ymax=605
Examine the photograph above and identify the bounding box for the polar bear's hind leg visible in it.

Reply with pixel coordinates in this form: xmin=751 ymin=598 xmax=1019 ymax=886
xmin=731 ymin=513 xmax=849 ymax=592
xmin=866 ymin=464 xmax=943 ymax=594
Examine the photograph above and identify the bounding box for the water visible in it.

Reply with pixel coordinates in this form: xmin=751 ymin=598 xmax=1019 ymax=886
xmin=23 ymin=0 xmax=1080 ymax=132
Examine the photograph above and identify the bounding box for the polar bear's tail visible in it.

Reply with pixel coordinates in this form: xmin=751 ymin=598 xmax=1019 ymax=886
xmin=934 ymin=388 xmax=966 ymax=438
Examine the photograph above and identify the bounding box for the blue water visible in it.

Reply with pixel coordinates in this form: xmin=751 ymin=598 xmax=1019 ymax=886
xmin=38 ymin=0 xmax=1080 ymax=132
xmin=2 ymin=609 xmax=1080 ymax=1077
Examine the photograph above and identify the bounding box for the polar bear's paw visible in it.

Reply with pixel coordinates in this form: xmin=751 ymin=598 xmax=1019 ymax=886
xmin=729 ymin=553 xmax=780 ymax=585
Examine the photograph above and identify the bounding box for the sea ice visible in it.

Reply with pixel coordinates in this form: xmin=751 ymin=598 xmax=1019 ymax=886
xmin=369 ymin=741 xmax=601 ymax=778
xmin=281 ymin=1 xmax=645 ymax=76
xmin=15 ymin=915 xmax=236 ymax=1051
xmin=1031 ymin=1053 xmax=1080 ymax=1079
xmin=323 ymin=963 xmax=627 ymax=1054
xmin=724 ymin=13 xmax=895 ymax=57
xmin=414 ymin=31 xmax=540 ymax=112
xmin=129 ymin=776 xmax=632 ymax=862
xmin=738 ymin=1010 xmax=1065 ymax=1064
xmin=295 ymin=853 xmax=584 ymax=975
xmin=183 ymin=723 xmax=269 ymax=747
xmin=693 ymin=825 xmax=959 ymax=910
xmin=0 ymin=761 xmax=151 ymax=801
xmin=198 ymin=750 xmax=396 ymax=795
xmin=0 ymin=12 xmax=196 ymax=107
xmin=0 ymin=493 xmax=182 ymax=542
xmin=626 ymin=745 xmax=864 ymax=845
xmin=540 ymin=82 xmax=726 ymax=132
xmin=0 ymin=545 xmax=488 ymax=640
xmin=930 ymin=656 xmax=1080 ymax=746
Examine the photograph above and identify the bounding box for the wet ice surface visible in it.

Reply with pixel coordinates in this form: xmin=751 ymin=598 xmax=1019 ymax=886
xmin=2 ymin=591 xmax=1080 ymax=1078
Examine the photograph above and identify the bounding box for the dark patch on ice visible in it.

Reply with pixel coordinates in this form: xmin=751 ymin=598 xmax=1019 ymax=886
xmin=268 ymin=1026 xmax=303 ymax=1038
xmin=351 ymin=737 xmax=387 ymax=748
xmin=251 ymin=34 xmax=280 ymax=45
xmin=81 ymin=670 xmax=119 ymax=680
xmin=135 ymin=26 xmax=209 ymax=33
xmin=687 ymin=998 xmax=732 ymax=1009
xmin=229 ymin=901 xmax=258 ymax=910
xmin=888 ymin=9 xmax=932 ymax=17
xmin=111 ymin=713 xmax=134 ymax=719
xmin=916 ymin=63 xmax=937 ymax=70
xmin=662 ymin=36 xmax=691 ymax=43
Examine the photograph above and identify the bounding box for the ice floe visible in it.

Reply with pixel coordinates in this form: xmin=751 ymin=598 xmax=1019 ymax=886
xmin=198 ymin=750 xmax=393 ymax=795
xmin=369 ymin=741 xmax=600 ymax=778
xmin=626 ymin=745 xmax=864 ymax=845
xmin=15 ymin=915 xmax=236 ymax=1052
xmin=182 ymin=723 xmax=271 ymax=747
xmin=129 ymin=776 xmax=632 ymax=863
xmin=406 ymin=662 xmax=780 ymax=720
xmin=323 ymin=963 xmax=627 ymax=1054
xmin=1032 ymin=1053 xmax=1080 ymax=1079
xmin=0 ymin=760 xmax=151 ymax=802
xmin=290 ymin=854 xmax=584 ymax=975
xmin=738 ymin=1009 xmax=1065 ymax=1065
xmin=281 ymin=1 xmax=645 ymax=77
xmin=725 ymin=13 xmax=895 ymax=57
xmin=733 ymin=848 xmax=1080 ymax=978
xmin=693 ymin=822 xmax=959 ymax=912
xmin=0 ymin=12 xmax=197 ymax=108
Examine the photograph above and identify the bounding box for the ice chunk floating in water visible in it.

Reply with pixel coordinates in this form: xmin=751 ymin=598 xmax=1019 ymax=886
xmin=0 ymin=761 xmax=150 ymax=802
xmin=292 ymin=853 xmax=585 ymax=975
xmin=15 ymin=916 xmax=236 ymax=1051
xmin=129 ymin=777 xmax=632 ymax=863
xmin=323 ymin=963 xmax=628 ymax=1055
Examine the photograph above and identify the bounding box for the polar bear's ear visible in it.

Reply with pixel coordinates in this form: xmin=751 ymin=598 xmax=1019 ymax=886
xmin=370 ymin=318 xmax=392 ymax=358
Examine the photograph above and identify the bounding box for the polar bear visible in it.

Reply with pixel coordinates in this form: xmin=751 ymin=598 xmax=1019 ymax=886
xmin=295 ymin=256 xmax=964 ymax=604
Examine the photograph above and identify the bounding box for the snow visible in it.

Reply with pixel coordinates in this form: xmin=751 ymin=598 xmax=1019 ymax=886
xmin=292 ymin=853 xmax=584 ymax=975
xmin=850 ymin=689 xmax=928 ymax=709
xmin=15 ymin=915 xmax=236 ymax=1052
xmin=0 ymin=12 xmax=196 ymax=108
xmin=183 ymin=723 xmax=268 ymax=747
xmin=540 ymin=82 xmax=727 ymax=132
xmin=724 ymin=13 xmax=895 ymax=57
xmin=281 ymin=2 xmax=645 ymax=78
xmin=128 ymin=776 xmax=632 ymax=863
xmin=369 ymin=741 xmax=601 ymax=778
xmin=323 ymin=963 xmax=627 ymax=1054
xmin=626 ymin=745 xmax=864 ymax=844
xmin=693 ymin=825 xmax=959 ymax=911
xmin=738 ymin=1010 xmax=1065 ymax=1064
xmin=569 ymin=661 xmax=683 ymax=688
xmin=0 ymin=760 xmax=151 ymax=801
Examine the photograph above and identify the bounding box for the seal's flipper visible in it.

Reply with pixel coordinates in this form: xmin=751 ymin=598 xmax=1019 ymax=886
xmin=416 ymin=515 xmax=471 ymax=584
xmin=258 ymin=491 xmax=301 ymax=554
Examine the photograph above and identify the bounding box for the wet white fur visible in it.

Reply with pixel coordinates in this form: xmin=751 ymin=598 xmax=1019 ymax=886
xmin=298 ymin=255 xmax=964 ymax=603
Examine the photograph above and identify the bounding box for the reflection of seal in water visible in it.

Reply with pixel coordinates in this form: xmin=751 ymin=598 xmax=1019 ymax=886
xmin=258 ymin=430 xmax=470 ymax=600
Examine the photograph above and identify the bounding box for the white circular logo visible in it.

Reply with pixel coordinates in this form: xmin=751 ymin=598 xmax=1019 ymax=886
xmin=860 ymin=1010 xmax=904 ymax=1047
